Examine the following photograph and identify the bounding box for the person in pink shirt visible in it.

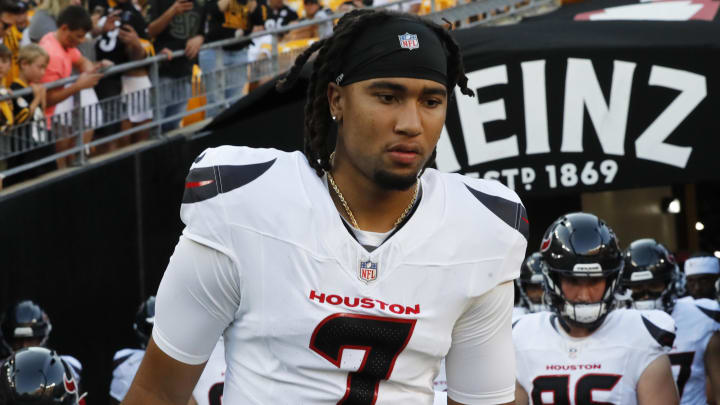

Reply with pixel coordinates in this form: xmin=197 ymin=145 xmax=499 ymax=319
xmin=39 ymin=5 xmax=108 ymax=168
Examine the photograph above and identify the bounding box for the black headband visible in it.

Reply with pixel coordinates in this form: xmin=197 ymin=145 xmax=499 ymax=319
xmin=335 ymin=17 xmax=448 ymax=87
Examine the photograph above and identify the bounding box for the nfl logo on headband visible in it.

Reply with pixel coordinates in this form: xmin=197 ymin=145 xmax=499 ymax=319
xmin=398 ymin=33 xmax=419 ymax=50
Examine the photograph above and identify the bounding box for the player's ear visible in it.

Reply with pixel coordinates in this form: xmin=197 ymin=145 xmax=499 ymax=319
xmin=327 ymin=82 xmax=343 ymax=121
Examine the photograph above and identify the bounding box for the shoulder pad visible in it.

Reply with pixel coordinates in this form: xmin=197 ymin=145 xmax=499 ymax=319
xmin=696 ymin=300 xmax=720 ymax=322
xmin=457 ymin=176 xmax=528 ymax=241
xmin=112 ymin=351 xmax=136 ymax=369
xmin=641 ymin=310 xmax=676 ymax=348
xmin=183 ymin=146 xmax=280 ymax=204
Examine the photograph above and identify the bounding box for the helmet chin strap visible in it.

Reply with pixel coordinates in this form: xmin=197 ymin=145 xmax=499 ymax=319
xmin=529 ymin=302 xmax=548 ymax=313
xmin=562 ymin=301 xmax=606 ymax=324
xmin=632 ymin=298 xmax=662 ymax=311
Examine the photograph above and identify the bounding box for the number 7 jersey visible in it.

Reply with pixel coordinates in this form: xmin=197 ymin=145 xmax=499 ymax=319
xmin=513 ymin=309 xmax=675 ymax=405
xmin=153 ymin=146 xmax=528 ymax=404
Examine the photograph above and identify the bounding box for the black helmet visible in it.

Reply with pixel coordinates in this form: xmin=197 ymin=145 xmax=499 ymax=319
xmin=516 ymin=252 xmax=548 ymax=313
xmin=134 ymin=296 xmax=155 ymax=349
xmin=621 ymin=238 xmax=678 ymax=313
xmin=1 ymin=347 xmax=79 ymax=405
xmin=1 ymin=300 xmax=52 ymax=351
xmin=540 ymin=212 xmax=624 ymax=330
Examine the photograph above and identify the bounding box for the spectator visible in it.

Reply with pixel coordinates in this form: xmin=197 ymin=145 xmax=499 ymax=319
xmin=256 ymin=0 xmax=298 ymax=32
xmin=0 ymin=44 xmax=14 ymax=188
xmin=147 ymin=0 xmax=204 ymax=132
xmin=300 ymin=0 xmax=332 ymax=38
xmin=11 ymin=44 xmax=48 ymax=147
xmin=39 ymin=5 xmax=106 ymax=168
xmin=7 ymin=44 xmax=51 ymax=184
xmin=199 ymin=0 xmax=264 ymax=117
xmin=1 ymin=0 xmax=25 ymax=87
xmin=27 ymin=0 xmax=77 ymax=43
xmin=95 ymin=0 xmax=150 ymax=150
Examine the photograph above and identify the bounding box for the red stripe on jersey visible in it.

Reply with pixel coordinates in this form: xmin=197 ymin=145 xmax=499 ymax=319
xmin=185 ymin=180 xmax=215 ymax=189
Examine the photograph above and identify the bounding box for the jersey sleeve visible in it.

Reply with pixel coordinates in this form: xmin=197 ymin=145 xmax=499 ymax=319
xmin=152 ymin=236 xmax=241 ymax=365
xmin=445 ymin=282 xmax=516 ymax=404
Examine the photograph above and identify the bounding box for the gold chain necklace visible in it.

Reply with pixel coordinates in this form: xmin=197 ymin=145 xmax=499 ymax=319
xmin=326 ymin=171 xmax=419 ymax=230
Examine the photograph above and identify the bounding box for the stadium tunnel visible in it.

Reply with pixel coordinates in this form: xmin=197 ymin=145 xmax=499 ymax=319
xmin=2 ymin=3 xmax=720 ymax=402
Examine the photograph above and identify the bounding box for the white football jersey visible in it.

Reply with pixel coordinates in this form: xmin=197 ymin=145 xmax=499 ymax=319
xmin=109 ymin=348 xmax=145 ymax=401
xmin=60 ymin=354 xmax=83 ymax=384
xmin=670 ymin=296 xmax=720 ymax=405
xmin=192 ymin=339 xmax=227 ymax=405
xmin=514 ymin=309 xmax=675 ymax=405
xmin=153 ymin=146 xmax=528 ymax=404
xmin=513 ymin=306 xmax=529 ymax=323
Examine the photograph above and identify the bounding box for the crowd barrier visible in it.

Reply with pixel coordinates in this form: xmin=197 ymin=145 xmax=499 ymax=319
xmin=0 ymin=0 xmax=557 ymax=186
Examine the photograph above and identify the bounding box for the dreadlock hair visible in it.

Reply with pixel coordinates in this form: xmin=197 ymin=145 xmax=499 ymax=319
xmin=276 ymin=9 xmax=474 ymax=177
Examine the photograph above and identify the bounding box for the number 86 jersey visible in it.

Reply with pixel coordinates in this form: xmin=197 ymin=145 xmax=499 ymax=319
xmin=513 ymin=309 xmax=675 ymax=405
xmin=153 ymin=146 xmax=528 ymax=404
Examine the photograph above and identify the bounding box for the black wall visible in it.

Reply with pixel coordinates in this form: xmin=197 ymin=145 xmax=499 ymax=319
xmin=0 ymin=136 xmax=191 ymax=404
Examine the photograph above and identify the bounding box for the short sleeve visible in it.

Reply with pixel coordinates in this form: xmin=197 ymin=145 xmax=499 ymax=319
xmin=152 ymin=236 xmax=242 ymax=365
xmin=445 ymin=282 xmax=516 ymax=404
xmin=68 ymin=48 xmax=82 ymax=64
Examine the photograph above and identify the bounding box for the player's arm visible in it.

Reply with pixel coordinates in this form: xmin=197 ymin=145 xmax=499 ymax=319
xmin=636 ymin=354 xmax=679 ymax=405
xmin=705 ymin=331 xmax=720 ymax=404
xmin=445 ymin=282 xmax=518 ymax=405
xmin=512 ymin=382 xmax=529 ymax=405
xmin=122 ymin=237 xmax=241 ymax=405
xmin=121 ymin=339 xmax=206 ymax=405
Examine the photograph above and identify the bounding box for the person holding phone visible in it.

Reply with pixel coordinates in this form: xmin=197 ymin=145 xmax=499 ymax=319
xmin=94 ymin=0 xmax=150 ymax=151
xmin=147 ymin=0 xmax=204 ymax=132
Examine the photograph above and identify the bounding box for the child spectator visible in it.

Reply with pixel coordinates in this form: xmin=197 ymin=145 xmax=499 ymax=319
xmin=11 ymin=44 xmax=48 ymax=144
xmin=5 ymin=44 xmax=50 ymax=185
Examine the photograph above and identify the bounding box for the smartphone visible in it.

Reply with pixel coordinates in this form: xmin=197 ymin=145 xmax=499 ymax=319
xmin=121 ymin=10 xmax=132 ymax=24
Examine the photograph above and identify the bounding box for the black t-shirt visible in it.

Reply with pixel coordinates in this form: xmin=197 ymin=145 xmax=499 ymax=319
xmin=205 ymin=0 xmax=266 ymax=51
xmin=251 ymin=3 xmax=297 ymax=31
xmin=95 ymin=3 xmax=149 ymax=66
xmin=148 ymin=0 xmax=206 ymax=77
xmin=10 ymin=79 xmax=47 ymax=143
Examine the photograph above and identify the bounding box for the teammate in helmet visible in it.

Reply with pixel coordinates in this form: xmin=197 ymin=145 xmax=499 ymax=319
xmin=622 ymin=238 xmax=720 ymax=404
xmin=514 ymin=252 xmax=548 ymax=319
xmin=514 ymin=213 xmax=679 ymax=405
xmin=110 ymin=296 xmax=155 ymax=404
xmin=685 ymin=254 xmax=720 ymax=300
xmin=0 ymin=347 xmax=80 ymax=405
xmin=1 ymin=300 xmax=52 ymax=351
xmin=0 ymin=300 xmax=83 ymax=383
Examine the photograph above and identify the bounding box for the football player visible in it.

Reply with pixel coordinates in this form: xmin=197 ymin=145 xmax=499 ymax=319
xmin=109 ymin=296 xmax=155 ymax=404
xmin=0 ymin=300 xmax=84 ymax=382
xmin=0 ymin=346 xmax=82 ymax=405
xmin=622 ymin=238 xmax=720 ymax=405
xmin=514 ymin=213 xmax=679 ymax=405
xmin=123 ymin=9 xmax=528 ymax=405
xmin=514 ymin=252 xmax=548 ymax=320
xmin=685 ymin=255 xmax=720 ymax=300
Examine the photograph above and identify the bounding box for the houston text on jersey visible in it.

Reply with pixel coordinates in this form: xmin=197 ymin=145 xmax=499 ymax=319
xmin=546 ymin=364 xmax=603 ymax=371
xmin=309 ymin=290 xmax=420 ymax=315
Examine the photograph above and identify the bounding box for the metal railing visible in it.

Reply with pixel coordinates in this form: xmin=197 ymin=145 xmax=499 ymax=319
xmin=0 ymin=0 xmax=555 ymax=185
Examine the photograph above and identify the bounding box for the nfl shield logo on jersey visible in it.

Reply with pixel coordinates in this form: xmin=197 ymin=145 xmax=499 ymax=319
xmin=359 ymin=260 xmax=378 ymax=283
xmin=398 ymin=33 xmax=419 ymax=50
